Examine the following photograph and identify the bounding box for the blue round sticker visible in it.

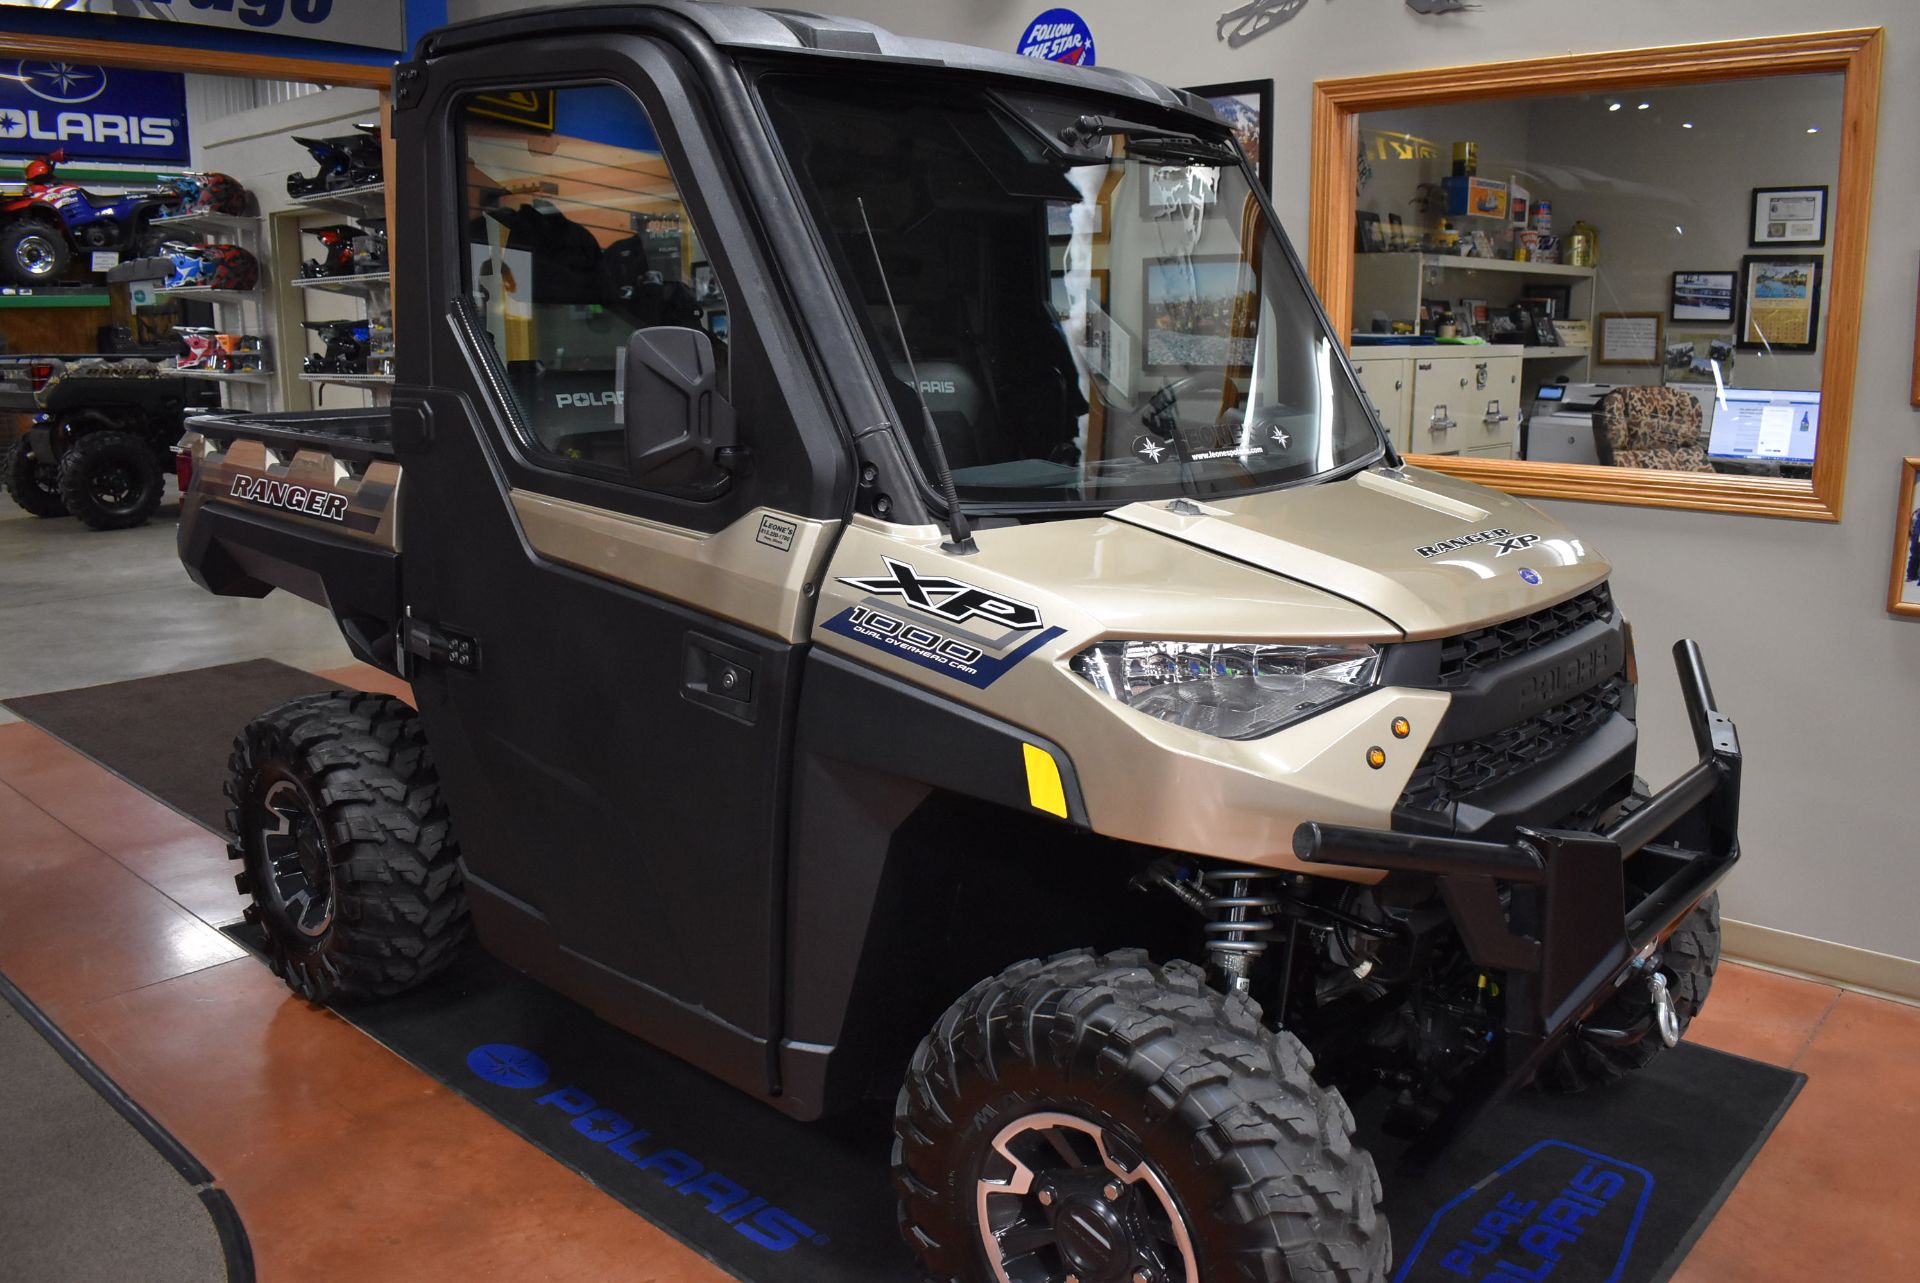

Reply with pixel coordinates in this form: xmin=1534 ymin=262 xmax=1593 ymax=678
xmin=466 ymin=1042 xmax=551 ymax=1089
xmin=1518 ymin=567 xmax=1543 ymax=586
xmin=1016 ymin=9 xmax=1096 ymax=67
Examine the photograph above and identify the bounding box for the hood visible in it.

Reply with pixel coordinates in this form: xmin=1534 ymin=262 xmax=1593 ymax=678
xmin=1108 ymin=465 xmax=1609 ymax=638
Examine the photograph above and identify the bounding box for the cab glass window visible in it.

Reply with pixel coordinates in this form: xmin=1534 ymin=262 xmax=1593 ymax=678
xmin=457 ymin=83 xmax=731 ymax=477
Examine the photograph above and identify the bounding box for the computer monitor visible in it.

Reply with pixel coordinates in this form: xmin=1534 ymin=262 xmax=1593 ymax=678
xmin=1706 ymin=387 xmax=1820 ymax=464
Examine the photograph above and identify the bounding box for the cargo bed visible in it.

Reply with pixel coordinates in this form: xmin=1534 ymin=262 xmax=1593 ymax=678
xmin=187 ymin=407 xmax=395 ymax=462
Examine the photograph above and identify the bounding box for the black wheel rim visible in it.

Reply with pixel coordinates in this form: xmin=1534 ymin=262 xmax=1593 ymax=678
xmin=975 ymin=1112 xmax=1196 ymax=1283
xmin=257 ymin=778 xmax=334 ymax=938
xmin=88 ymin=459 xmax=142 ymax=513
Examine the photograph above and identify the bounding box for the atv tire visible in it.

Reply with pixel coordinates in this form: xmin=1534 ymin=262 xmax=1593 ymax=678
xmin=4 ymin=433 xmax=67 ymax=517
xmin=895 ymin=949 xmax=1388 ymax=1283
xmin=1538 ymin=891 xmax=1721 ymax=1094
xmin=56 ymin=429 xmax=163 ymax=530
xmin=226 ymin=692 xmax=470 ymax=1003
xmin=0 ymin=220 xmax=70 ymax=285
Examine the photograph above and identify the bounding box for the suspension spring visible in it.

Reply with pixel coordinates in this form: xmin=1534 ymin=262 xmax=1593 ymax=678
xmin=1199 ymin=867 xmax=1283 ymax=992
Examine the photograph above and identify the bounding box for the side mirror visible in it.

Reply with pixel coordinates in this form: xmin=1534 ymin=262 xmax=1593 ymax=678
xmin=622 ymin=326 xmax=737 ymax=498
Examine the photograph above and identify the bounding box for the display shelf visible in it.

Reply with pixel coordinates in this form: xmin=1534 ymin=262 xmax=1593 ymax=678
xmin=288 ymin=184 xmax=387 ymax=218
xmin=148 ymin=209 xmax=259 ymax=236
xmin=1417 ymin=254 xmax=1596 ymax=279
xmin=290 ymin=272 xmax=390 ymax=299
xmin=155 ymin=285 xmax=261 ymax=304
xmin=1521 ymin=345 xmax=1591 ymax=359
xmin=0 ymin=288 xmax=111 ymax=308
xmin=172 ymin=367 xmax=274 ymax=383
xmin=299 ymin=371 xmax=394 ymax=387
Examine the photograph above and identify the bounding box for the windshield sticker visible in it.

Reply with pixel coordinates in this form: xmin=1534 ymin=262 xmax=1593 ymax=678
xmin=1415 ymin=527 xmax=1543 ymax=559
xmin=828 ymin=559 xmax=1062 ymax=688
xmin=1133 ymin=434 xmax=1267 ymax=465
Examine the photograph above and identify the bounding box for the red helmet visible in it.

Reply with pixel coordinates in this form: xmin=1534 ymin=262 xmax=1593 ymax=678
xmin=23 ymin=153 xmax=58 ymax=184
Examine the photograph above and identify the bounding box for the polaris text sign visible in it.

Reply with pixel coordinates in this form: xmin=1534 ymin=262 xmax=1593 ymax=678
xmin=0 ymin=0 xmax=407 ymax=53
xmin=0 ymin=63 xmax=188 ymax=166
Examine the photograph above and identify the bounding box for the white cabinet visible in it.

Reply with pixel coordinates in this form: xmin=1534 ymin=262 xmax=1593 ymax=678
xmin=1351 ymin=345 xmax=1522 ymax=459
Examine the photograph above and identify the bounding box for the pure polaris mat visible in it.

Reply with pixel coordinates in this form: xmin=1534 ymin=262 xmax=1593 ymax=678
xmin=15 ymin=661 xmax=1800 ymax=1282
xmin=224 ymin=921 xmax=1798 ymax=1283
xmin=2 ymin=659 xmax=338 ymax=833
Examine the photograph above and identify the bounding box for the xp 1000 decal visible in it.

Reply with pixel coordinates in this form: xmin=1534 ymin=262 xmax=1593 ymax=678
xmin=463 ymin=1043 xmax=827 ymax=1253
xmin=826 ymin=558 xmax=1064 ymax=688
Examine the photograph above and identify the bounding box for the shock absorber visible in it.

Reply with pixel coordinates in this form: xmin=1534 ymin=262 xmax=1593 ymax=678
xmin=1198 ymin=867 xmax=1282 ymax=993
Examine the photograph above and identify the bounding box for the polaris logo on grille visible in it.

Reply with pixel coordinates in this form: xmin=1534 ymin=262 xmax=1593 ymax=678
xmin=1515 ymin=637 xmax=1618 ymax=717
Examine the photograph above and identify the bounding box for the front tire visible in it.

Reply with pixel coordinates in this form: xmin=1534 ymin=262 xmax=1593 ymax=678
xmin=226 ymin=692 xmax=470 ymax=1002
xmin=0 ymin=220 xmax=69 ymax=285
xmin=56 ymin=429 xmax=163 ymax=530
xmin=895 ymin=950 xmax=1388 ymax=1283
xmin=4 ymin=433 xmax=67 ymax=517
xmin=1538 ymin=891 xmax=1721 ymax=1094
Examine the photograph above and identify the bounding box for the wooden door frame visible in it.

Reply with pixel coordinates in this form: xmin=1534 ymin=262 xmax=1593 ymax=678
xmin=1310 ymin=29 xmax=1883 ymax=521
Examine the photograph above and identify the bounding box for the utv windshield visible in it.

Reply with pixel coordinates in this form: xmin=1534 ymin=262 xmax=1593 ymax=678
xmin=760 ymin=75 xmax=1384 ymax=509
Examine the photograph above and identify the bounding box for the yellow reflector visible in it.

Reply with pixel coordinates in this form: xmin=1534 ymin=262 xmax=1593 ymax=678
xmin=1391 ymin=717 xmax=1411 ymax=739
xmin=1023 ymin=743 xmax=1068 ymax=818
xmin=1366 ymin=746 xmax=1387 ymax=770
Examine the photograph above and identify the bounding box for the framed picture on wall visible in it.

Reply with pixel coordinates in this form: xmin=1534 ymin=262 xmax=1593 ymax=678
xmin=1670 ymin=271 xmax=1737 ymax=323
xmin=1184 ymin=79 xmax=1273 ymax=189
xmin=1886 ymin=458 xmax=1920 ymax=619
xmin=1750 ymin=185 xmax=1828 ymax=246
xmin=1739 ymin=254 xmax=1823 ymax=351
xmin=1596 ymin=312 xmax=1663 ymax=365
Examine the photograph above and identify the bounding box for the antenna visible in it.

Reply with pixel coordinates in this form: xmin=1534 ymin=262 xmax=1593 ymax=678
xmin=855 ymin=197 xmax=976 ymax=555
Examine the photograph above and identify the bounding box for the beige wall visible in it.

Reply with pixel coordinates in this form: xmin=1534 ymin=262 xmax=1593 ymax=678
xmin=449 ymin=0 xmax=1920 ymax=967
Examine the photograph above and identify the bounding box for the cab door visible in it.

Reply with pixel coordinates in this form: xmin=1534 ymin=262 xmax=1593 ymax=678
xmin=388 ymin=38 xmax=851 ymax=1093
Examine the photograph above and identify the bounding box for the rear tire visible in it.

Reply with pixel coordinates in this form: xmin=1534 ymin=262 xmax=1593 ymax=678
xmin=0 ymin=220 xmax=69 ymax=285
xmin=226 ymin=692 xmax=469 ymax=1003
xmin=895 ymin=949 xmax=1388 ymax=1283
xmin=4 ymin=433 xmax=67 ymax=517
xmin=56 ymin=429 xmax=163 ymax=530
xmin=1538 ymin=891 xmax=1721 ymax=1094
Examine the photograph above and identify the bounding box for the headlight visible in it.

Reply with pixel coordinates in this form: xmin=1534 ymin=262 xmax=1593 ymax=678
xmin=1069 ymin=640 xmax=1380 ymax=740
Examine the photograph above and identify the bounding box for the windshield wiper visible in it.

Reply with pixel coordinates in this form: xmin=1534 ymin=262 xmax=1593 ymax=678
xmin=854 ymin=196 xmax=977 ymax=555
xmin=1057 ymin=114 xmax=1232 ymax=159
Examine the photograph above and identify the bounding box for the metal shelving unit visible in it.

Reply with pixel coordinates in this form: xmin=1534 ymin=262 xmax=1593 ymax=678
xmin=289 ymin=273 xmax=391 ymax=300
xmin=288 ymin=184 xmax=387 ymax=219
xmin=300 ymin=371 xmax=394 ymax=388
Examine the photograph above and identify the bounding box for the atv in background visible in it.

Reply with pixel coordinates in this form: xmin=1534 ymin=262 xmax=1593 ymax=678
xmin=2 ymin=359 xmax=217 ymax=529
xmin=0 ymin=150 xmax=188 ymax=286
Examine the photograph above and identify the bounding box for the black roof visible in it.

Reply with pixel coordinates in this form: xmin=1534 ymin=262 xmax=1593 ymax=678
xmin=414 ymin=2 xmax=1214 ymax=122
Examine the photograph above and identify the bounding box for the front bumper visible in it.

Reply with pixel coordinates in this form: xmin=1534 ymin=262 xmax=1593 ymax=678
xmin=1293 ymin=639 xmax=1740 ymax=1093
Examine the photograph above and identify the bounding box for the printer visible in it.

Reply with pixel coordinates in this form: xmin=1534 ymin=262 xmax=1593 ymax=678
xmin=1523 ymin=381 xmax=1624 ymax=464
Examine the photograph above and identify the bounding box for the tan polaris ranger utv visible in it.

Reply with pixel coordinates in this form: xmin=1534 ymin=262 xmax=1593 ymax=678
xmin=176 ymin=5 xmax=1740 ymax=1280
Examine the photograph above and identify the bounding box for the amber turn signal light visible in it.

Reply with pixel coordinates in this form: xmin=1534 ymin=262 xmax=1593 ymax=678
xmin=1391 ymin=717 xmax=1411 ymax=739
xmin=1366 ymin=746 xmax=1387 ymax=769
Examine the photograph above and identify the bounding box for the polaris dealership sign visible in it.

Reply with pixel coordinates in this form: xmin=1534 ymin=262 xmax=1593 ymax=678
xmin=0 ymin=0 xmax=406 ymax=52
xmin=0 ymin=62 xmax=189 ymax=165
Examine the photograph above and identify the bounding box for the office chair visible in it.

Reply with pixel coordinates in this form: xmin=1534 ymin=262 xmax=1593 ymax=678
xmin=1593 ymin=386 xmax=1711 ymax=472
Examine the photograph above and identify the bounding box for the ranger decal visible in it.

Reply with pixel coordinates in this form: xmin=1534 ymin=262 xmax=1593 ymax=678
xmin=1415 ymin=528 xmax=1542 ymax=559
xmin=229 ymin=473 xmax=348 ymax=522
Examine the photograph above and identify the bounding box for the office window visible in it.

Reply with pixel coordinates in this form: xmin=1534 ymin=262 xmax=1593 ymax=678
xmin=458 ymin=83 xmax=732 ymax=479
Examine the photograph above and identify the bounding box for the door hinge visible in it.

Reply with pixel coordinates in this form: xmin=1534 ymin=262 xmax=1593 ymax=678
xmin=401 ymin=615 xmax=480 ymax=673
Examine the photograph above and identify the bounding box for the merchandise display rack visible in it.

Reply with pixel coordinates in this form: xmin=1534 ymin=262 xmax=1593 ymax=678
xmin=153 ymin=199 xmax=275 ymax=407
xmin=285 ymin=181 xmax=393 ymax=406
xmin=290 ymin=272 xmax=391 ymax=300
xmin=288 ymin=183 xmax=388 ymax=219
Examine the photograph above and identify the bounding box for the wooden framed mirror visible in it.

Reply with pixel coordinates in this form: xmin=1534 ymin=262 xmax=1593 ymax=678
xmin=1310 ymin=30 xmax=1882 ymax=521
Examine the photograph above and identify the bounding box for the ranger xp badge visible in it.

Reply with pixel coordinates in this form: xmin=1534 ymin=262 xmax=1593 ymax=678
xmin=1415 ymin=527 xmax=1543 ymax=559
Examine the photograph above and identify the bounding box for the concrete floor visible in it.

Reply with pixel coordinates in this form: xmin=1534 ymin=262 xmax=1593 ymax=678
xmin=0 ymin=493 xmax=353 ymax=725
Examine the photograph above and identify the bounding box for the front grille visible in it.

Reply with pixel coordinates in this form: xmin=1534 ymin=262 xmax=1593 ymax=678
xmin=1400 ymin=676 xmax=1629 ymax=815
xmin=1437 ymin=583 xmax=1614 ymax=688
